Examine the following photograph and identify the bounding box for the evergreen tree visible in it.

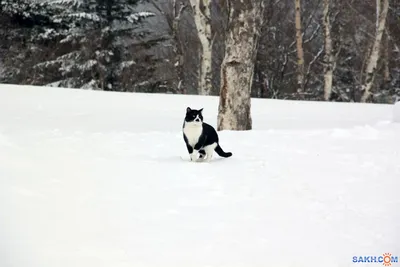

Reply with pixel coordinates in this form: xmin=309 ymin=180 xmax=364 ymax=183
xmin=34 ymin=0 xmax=155 ymax=90
xmin=0 ymin=0 xmax=65 ymax=84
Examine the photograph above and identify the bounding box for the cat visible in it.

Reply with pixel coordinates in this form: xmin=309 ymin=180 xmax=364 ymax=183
xmin=182 ymin=107 xmax=232 ymax=162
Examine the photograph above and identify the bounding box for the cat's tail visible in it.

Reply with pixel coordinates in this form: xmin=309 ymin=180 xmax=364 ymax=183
xmin=215 ymin=144 xmax=232 ymax=158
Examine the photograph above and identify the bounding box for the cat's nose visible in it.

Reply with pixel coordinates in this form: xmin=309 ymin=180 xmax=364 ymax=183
xmin=195 ymin=118 xmax=200 ymax=122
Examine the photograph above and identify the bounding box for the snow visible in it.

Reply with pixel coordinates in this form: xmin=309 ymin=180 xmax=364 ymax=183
xmin=393 ymin=100 xmax=400 ymax=123
xmin=67 ymin=12 xmax=101 ymax=21
xmin=126 ymin=12 xmax=155 ymax=23
xmin=0 ymin=84 xmax=399 ymax=267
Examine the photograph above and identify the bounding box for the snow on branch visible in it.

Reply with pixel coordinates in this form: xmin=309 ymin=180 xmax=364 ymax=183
xmin=58 ymin=59 xmax=98 ymax=75
xmin=77 ymin=60 xmax=98 ymax=71
xmin=126 ymin=12 xmax=155 ymax=23
xmin=46 ymin=77 xmax=80 ymax=88
xmin=59 ymin=33 xmax=84 ymax=44
xmin=67 ymin=12 xmax=101 ymax=22
xmin=50 ymin=0 xmax=83 ymax=7
xmin=57 ymin=51 xmax=82 ymax=61
xmin=37 ymin=28 xmax=65 ymax=40
xmin=117 ymin=61 xmax=136 ymax=72
xmin=81 ymin=79 xmax=99 ymax=90
xmin=34 ymin=60 xmax=62 ymax=69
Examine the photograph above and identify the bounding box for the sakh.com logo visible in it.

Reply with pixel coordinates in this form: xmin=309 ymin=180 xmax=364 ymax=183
xmin=353 ymin=253 xmax=398 ymax=266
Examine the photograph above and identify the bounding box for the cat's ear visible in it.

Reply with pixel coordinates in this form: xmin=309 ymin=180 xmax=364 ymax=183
xmin=186 ymin=107 xmax=192 ymax=113
xmin=199 ymin=108 xmax=203 ymax=113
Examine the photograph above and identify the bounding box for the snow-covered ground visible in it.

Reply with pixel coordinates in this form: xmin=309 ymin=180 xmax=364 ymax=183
xmin=0 ymin=84 xmax=399 ymax=267
xmin=394 ymin=100 xmax=400 ymax=123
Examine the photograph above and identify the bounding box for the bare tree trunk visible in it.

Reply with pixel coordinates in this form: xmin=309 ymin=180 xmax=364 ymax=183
xmin=376 ymin=0 xmax=381 ymax=30
xmin=189 ymin=0 xmax=213 ymax=95
xmin=295 ymin=0 xmax=305 ymax=95
xmin=151 ymin=0 xmax=187 ymax=94
xmin=217 ymin=0 xmax=264 ymax=131
xmin=360 ymin=0 xmax=389 ymax=102
xmin=383 ymin=32 xmax=390 ymax=85
xmin=323 ymin=0 xmax=333 ymax=100
xmin=172 ymin=0 xmax=187 ymax=94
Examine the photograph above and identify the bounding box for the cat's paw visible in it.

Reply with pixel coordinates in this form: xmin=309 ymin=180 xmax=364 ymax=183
xmin=190 ymin=153 xmax=198 ymax=162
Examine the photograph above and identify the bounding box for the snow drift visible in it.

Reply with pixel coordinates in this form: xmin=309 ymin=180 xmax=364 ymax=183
xmin=0 ymin=84 xmax=399 ymax=267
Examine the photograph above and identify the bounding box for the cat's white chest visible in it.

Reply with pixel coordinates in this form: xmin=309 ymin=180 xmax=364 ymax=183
xmin=183 ymin=125 xmax=202 ymax=146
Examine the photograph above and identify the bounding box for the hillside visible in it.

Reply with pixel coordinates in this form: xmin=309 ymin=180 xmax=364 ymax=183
xmin=0 ymin=84 xmax=399 ymax=267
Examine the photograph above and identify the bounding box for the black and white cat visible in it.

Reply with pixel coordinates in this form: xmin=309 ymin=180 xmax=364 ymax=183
xmin=182 ymin=107 xmax=232 ymax=162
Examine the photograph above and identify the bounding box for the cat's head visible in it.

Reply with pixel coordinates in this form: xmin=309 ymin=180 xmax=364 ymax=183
xmin=185 ymin=107 xmax=203 ymax=126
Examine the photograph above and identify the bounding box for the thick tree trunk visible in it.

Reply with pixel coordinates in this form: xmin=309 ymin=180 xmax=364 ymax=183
xmin=189 ymin=0 xmax=212 ymax=95
xmin=217 ymin=0 xmax=264 ymax=131
xmin=360 ymin=0 xmax=389 ymax=102
xmin=323 ymin=0 xmax=333 ymax=101
xmin=295 ymin=0 xmax=305 ymax=94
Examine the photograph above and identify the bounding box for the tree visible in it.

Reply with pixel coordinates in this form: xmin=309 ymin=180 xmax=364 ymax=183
xmin=217 ymin=0 xmax=265 ymax=131
xmin=189 ymin=0 xmax=213 ymax=95
xmin=2 ymin=0 xmax=400 ymax=103
xmin=34 ymin=0 xmax=155 ymax=90
xmin=360 ymin=0 xmax=389 ymax=102
xmin=322 ymin=0 xmax=334 ymax=100
xmin=151 ymin=0 xmax=188 ymax=94
xmin=294 ymin=0 xmax=305 ymax=96
xmin=0 ymin=0 xmax=65 ymax=84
